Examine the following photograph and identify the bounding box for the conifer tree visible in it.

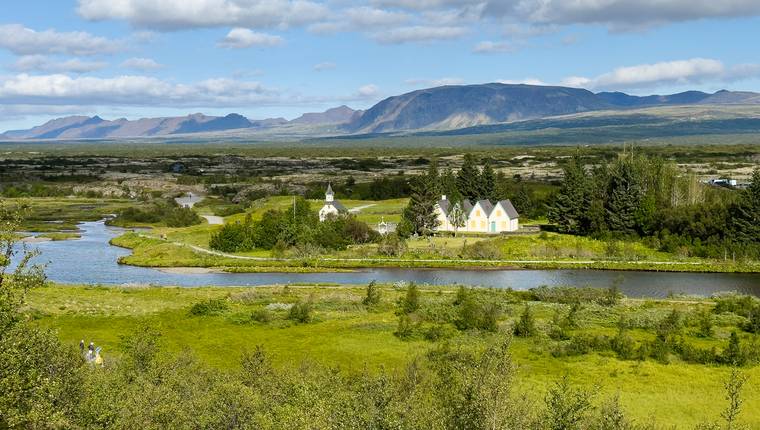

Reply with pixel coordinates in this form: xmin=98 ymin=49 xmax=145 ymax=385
xmin=730 ymin=169 xmax=760 ymax=243
xmin=480 ymin=158 xmax=496 ymax=201
xmin=456 ymin=154 xmax=481 ymax=201
xmin=401 ymin=160 xmax=441 ymax=236
xmin=548 ymin=154 xmax=591 ymax=234
xmin=605 ymin=155 xmax=644 ymax=235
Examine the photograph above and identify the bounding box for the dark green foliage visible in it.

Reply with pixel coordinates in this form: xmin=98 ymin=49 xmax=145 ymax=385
xmin=456 ymin=153 xmax=481 ymax=201
xmin=189 ymin=298 xmax=230 ymax=316
xmin=544 ymin=375 xmax=596 ymax=430
xmin=480 ymin=158 xmax=496 ymax=202
xmin=400 ymin=161 xmax=440 ymax=237
xmin=394 ymin=314 xmax=416 ymax=339
xmin=453 ymin=288 xmax=500 ymax=332
xmin=722 ymin=332 xmax=746 ymax=366
xmin=514 ymin=304 xmax=537 ymax=337
xmin=288 ymin=300 xmax=313 ymax=323
xmin=696 ymin=310 xmax=714 ymax=338
xmin=398 ymin=283 xmax=420 ymax=314
xmin=549 ymin=153 xmax=591 ymax=234
xmin=605 ymin=155 xmax=645 ymax=235
xmin=110 ymin=199 xmax=202 ymax=227
xmin=527 ymin=285 xmax=624 ymax=306
xmin=210 ymin=199 xmax=376 ymax=252
xmin=362 ymin=281 xmax=382 ymax=307
xmin=730 ymin=169 xmax=760 ymax=244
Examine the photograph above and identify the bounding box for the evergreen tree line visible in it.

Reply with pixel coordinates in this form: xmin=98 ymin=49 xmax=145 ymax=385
xmin=549 ymin=152 xmax=760 ymax=259
xmin=400 ymin=155 xmax=545 ymax=236
xmin=209 ymin=198 xmax=378 ymax=253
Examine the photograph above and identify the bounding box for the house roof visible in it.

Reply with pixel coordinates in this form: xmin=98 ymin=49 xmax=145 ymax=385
xmin=476 ymin=200 xmax=494 ymax=216
xmin=437 ymin=199 xmax=450 ymax=215
xmin=498 ymin=200 xmax=519 ymax=218
xmin=462 ymin=199 xmax=473 ymax=213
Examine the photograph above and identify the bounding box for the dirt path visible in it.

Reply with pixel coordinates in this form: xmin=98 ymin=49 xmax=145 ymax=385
xmin=348 ymin=204 xmax=376 ymax=213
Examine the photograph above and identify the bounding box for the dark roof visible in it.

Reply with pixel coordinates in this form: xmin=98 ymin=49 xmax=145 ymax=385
xmin=437 ymin=199 xmax=450 ymax=215
xmin=476 ymin=200 xmax=494 ymax=216
xmin=326 ymin=183 xmax=334 ymax=195
xmin=325 ymin=200 xmax=346 ymax=212
xmin=498 ymin=200 xmax=519 ymax=218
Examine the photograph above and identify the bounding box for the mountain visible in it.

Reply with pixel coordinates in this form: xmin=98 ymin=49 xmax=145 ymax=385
xmin=290 ymin=105 xmax=359 ymax=125
xmin=343 ymin=83 xmax=760 ymax=133
xmin=0 ymin=106 xmax=350 ymax=140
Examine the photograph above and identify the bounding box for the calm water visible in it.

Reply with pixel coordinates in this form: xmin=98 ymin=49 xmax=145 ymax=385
xmin=13 ymin=220 xmax=760 ymax=298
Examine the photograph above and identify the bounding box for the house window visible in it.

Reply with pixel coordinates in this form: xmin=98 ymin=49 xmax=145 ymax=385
xmin=496 ymin=210 xmax=502 ymax=217
xmin=469 ymin=221 xmax=475 ymax=229
xmin=501 ymin=221 xmax=507 ymax=229
xmin=480 ymin=221 xmax=485 ymax=229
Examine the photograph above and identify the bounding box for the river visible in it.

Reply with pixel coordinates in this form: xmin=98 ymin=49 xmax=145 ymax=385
xmin=12 ymin=220 xmax=760 ymax=298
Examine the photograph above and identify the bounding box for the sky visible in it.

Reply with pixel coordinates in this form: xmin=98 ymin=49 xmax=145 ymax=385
xmin=2 ymin=0 xmax=760 ymax=131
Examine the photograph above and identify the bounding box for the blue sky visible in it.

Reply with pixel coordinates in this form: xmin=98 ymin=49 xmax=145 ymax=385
xmin=2 ymin=0 xmax=760 ymax=131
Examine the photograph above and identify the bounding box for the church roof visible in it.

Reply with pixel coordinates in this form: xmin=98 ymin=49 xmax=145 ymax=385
xmin=323 ymin=200 xmax=347 ymax=212
xmin=326 ymin=183 xmax=334 ymax=195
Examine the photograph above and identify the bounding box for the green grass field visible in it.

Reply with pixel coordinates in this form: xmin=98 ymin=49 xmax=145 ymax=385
xmin=25 ymin=283 xmax=760 ymax=428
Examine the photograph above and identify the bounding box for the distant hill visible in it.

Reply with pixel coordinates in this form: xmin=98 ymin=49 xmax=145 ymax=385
xmin=0 ymin=106 xmax=353 ymax=140
xmin=342 ymin=83 xmax=760 ymax=133
xmin=290 ymin=105 xmax=359 ymax=125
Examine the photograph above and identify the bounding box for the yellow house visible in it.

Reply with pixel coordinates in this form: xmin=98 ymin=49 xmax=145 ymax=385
xmin=434 ymin=195 xmax=519 ymax=234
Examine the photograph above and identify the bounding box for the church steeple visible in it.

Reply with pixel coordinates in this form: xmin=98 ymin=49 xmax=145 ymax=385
xmin=325 ymin=183 xmax=334 ymax=202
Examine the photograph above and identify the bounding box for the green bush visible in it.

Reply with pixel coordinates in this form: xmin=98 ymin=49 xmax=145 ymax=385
xmin=188 ymin=298 xmax=229 ymax=316
xmin=514 ymin=304 xmax=537 ymax=337
xmin=288 ymin=300 xmax=313 ymax=324
xmin=252 ymin=308 xmax=274 ymax=323
xmin=398 ymin=283 xmax=420 ymax=314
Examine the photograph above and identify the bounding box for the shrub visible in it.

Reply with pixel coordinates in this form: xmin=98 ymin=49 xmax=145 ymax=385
xmin=424 ymin=324 xmax=455 ymax=341
xmin=394 ymin=314 xmax=416 ymax=339
xmin=188 ymin=298 xmax=229 ymax=316
xmin=287 ymin=300 xmax=313 ymax=323
xmin=514 ymin=304 xmax=537 ymax=337
xmin=362 ymin=281 xmax=382 ymax=307
xmin=165 ymin=206 xmax=203 ymax=227
xmin=252 ymin=308 xmax=274 ymax=323
xmin=399 ymin=283 xmax=420 ymax=314
xmin=454 ymin=288 xmax=500 ymax=332
xmin=461 ymin=240 xmax=503 ymax=260
xmin=377 ymin=233 xmax=407 ymax=257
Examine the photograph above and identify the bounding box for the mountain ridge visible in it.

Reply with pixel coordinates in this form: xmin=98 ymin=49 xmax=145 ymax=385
xmin=4 ymin=83 xmax=760 ymax=140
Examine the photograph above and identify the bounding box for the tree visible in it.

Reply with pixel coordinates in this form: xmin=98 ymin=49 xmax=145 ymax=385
xmin=514 ymin=304 xmax=537 ymax=337
xmin=399 ymin=283 xmax=420 ymax=314
xmin=439 ymin=167 xmax=461 ymax=202
xmin=721 ymin=367 xmax=748 ymax=430
xmin=605 ymin=155 xmax=644 ymax=236
xmin=362 ymin=281 xmax=382 ymax=307
xmin=549 ymin=153 xmax=591 ymax=234
xmin=401 ymin=164 xmax=440 ymax=237
xmin=448 ymin=201 xmax=467 ymax=237
xmin=730 ymin=169 xmax=760 ymax=244
xmin=480 ymin=158 xmax=496 ymax=202
xmin=456 ymin=154 xmax=481 ymax=201
xmin=544 ymin=375 xmax=596 ymax=430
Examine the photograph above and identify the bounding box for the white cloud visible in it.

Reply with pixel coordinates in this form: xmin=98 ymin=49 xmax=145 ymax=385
xmin=78 ymin=0 xmax=328 ymax=31
xmin=120 ymin=57 xmax=164 ymax=70
xmin=218 ymin=28 xmax=284 ymax=48
xmin=496 ymin=78 xmax=548 ymax=86
xmin=10 ymin=55 xmax=108 ymax=74
xmin=491 ymin=0 xmax=760 ymax=30
xmin=313 ymin=62 xmax=336 ymax=71
xmin=344 ymin=7 xmax=411 ymax=27
xmin=562 ymin=58 xmax=730 ymax=90
xmin=0 ymin=24 xmax=121 ymax=56
xmin=472 ymin=40 xmax=517 ymax=54
xmin=405 ymin=77 xmax=464 ymax=87
xmin=356 ymin=84 xmax=380 ymax=98
xmin=0 ymin=73 xmax=278 ymax=107
xmin=373 ymin=26 xmax=467 ymax=44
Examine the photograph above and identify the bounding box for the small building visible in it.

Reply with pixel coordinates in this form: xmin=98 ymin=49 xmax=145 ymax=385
xmin=434 ymin=195 xmax=519 ymax=234
xmin=318 ymin=184 xmax=347 ymax=221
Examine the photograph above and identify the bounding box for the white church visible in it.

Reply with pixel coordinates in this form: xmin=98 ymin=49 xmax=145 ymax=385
xmin=318 ymin=184 xmax=347 ymax=221
xmin=433 ymin=195 xmax=519 ymax=234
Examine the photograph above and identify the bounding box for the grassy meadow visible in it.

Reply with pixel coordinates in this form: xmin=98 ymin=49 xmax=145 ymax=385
xmin=25 ymin=282 xmax=760 ymax=428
